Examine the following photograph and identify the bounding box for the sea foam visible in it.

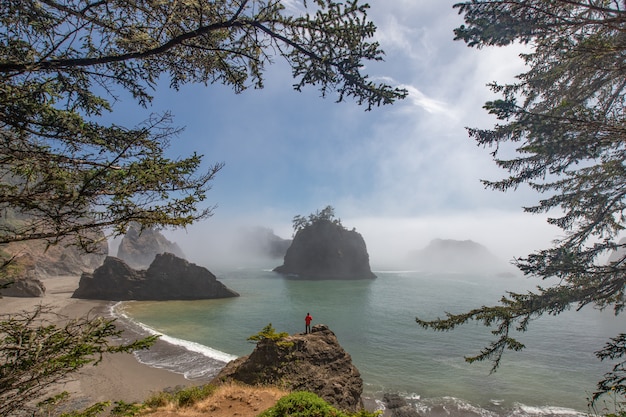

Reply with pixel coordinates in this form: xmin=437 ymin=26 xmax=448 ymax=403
xmin=111 ymin=302 xmax=238 ymax=366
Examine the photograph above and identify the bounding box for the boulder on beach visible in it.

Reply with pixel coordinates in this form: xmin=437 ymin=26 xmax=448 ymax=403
xmin=0 ymin=271 xmax=45 ymax=298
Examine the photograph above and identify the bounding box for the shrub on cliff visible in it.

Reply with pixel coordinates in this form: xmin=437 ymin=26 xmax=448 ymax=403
xmin=258 ymin=391 xmax=380 ymax=417
xmin=247 ymin=323 xmax=293 ymax=348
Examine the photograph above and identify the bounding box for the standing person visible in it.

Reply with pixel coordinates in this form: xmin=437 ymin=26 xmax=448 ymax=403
xmin=305 ymin=312 xmax=313 ymax=334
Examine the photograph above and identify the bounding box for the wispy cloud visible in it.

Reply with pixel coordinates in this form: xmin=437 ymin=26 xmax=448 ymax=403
xmin=401 ymin=83 xmax=449 ymax=114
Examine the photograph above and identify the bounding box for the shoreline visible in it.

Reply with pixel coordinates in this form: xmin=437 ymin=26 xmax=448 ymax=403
xmin=0 ymin=275 xmax=203 ymax=409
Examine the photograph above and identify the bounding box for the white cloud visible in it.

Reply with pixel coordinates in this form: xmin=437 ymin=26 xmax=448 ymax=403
xmin=400 ymin=84 xmax=450 ymax=115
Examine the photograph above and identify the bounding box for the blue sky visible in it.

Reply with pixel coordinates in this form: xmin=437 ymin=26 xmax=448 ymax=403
xmin=109 ymin=1 xmax=563 ymax=267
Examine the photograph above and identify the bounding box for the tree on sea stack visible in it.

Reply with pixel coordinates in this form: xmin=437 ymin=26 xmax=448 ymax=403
xmin=0 ymin=1 xmax=404 ymax=415
xmin=416 ymin=1 xmax=626 ymax=406
xmin=274 ymin=205 xmax=376 ymax=279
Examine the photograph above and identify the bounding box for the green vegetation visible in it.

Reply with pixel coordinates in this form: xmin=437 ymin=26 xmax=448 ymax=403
xmin=415 ymin=0 xmax=626 ymax=407
xmin=35 ymin=384 xmax=218 ymax=417
xmin=0 ymin=1 xmax=405 ymax=252
xmin=144 ymin=384 xmax=217 ymax=409
xmin=259 ymin=391 xmax=380 ymax=417
xmin=0 ymin=306 xmax=157 ymax=416
xmin=248 ymin=323 xmax=294 ymax=348
xmin=292 ymin=205 xmax=344 ymax=234
xmin=59 ymin=402 xmax=111 ymax=417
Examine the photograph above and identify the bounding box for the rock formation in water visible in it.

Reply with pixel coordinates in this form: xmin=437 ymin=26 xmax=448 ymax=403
xmin=116 ymin=223 xmax=185 ymax=269
xmin=408 ymin=238 xmax=506 ymax=273
xmin=214 ymin=324 xmax=363 ymax=412
xmin=273 ymin=218 xmax=375 ymax=280
xmin=72 ymin=253 xmax=238 ymax=301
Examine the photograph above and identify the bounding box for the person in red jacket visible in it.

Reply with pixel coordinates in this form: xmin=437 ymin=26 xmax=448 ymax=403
xmin=305 ymin=312 xmax=313 ymax=334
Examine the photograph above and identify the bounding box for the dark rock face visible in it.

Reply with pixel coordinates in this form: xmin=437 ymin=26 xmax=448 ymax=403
xmin=215 ymin=324 xmax=363 ymax=412
xmin=0 ymin=270 xmax=45 ymax=298
xmin=117 ymin=224 xmax=185 ymax=269
xmin=273 ymin=220 xmax=375 ymax=280
xmin=72 ymin=253 xmax=239 ymax=301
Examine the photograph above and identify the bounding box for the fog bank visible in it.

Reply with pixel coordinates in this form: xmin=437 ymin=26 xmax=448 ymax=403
xmin=160 ymin=210 xmax=560 ymax=272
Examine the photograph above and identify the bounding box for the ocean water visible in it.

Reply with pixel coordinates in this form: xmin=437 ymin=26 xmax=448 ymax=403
xmin=113 ymin=266 xmax=624 ymax=417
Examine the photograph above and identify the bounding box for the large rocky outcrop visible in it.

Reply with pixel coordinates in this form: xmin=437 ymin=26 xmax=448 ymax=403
xmin=72 ymin=253 xmax=238 ymax=301
xmin=0 ymin=233 xmax=108 ymax=297
xmin=117 ymin=223 xmax=185 ymax=269
xmin=1 ymin=235 xmax=108 ymax=278
xmin=273 ymin=219 xmax=375 ymax=280
xmin=214 ymin=324 xmax=363 ymax=412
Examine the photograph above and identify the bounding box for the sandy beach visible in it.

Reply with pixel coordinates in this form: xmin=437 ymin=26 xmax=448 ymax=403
xmin=0 ymin=275 xmax=203 ymax=409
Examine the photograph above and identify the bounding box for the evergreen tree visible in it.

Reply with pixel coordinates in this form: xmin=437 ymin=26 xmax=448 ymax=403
xmin=0 ymin=2 xmax=405 ymax=414
xmin=0 ymin=306 xmax=157 ymax=416
xmin=416 ymin=0 xmax=626 ymax=404
xmin=292 ymin=205 xmax=342 ymax=234
xmin=0 ymin=0 xmax=406 ymax=251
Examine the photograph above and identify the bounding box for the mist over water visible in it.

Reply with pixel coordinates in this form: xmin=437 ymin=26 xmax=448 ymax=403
xmin=163 ymin=210 xmax=561 ymax=271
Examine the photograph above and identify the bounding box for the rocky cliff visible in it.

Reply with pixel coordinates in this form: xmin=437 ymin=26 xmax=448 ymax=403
xmin=0 ymin=234 xmax=108 ymax=297
xmin=72 ymin=253 xmax=239 ymax=301
xmin=273 ymin=219 xmax=375 ymax=280
xmin=116 ymin=223 xmax=185 ymax=269
xmin=214 ymin=324 xmax=363 ymax=412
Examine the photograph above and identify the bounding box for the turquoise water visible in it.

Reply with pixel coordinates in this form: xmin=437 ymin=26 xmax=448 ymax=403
xmin=116 ymin=267 xmax=624 ymax=417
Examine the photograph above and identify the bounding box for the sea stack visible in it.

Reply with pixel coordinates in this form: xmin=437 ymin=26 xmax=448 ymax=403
xmin=273 ymin=207 xmax=375 ymax=280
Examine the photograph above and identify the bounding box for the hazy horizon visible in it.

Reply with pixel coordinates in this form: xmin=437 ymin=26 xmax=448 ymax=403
xmin=149 ymin=209 xmax=561 ymax=273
